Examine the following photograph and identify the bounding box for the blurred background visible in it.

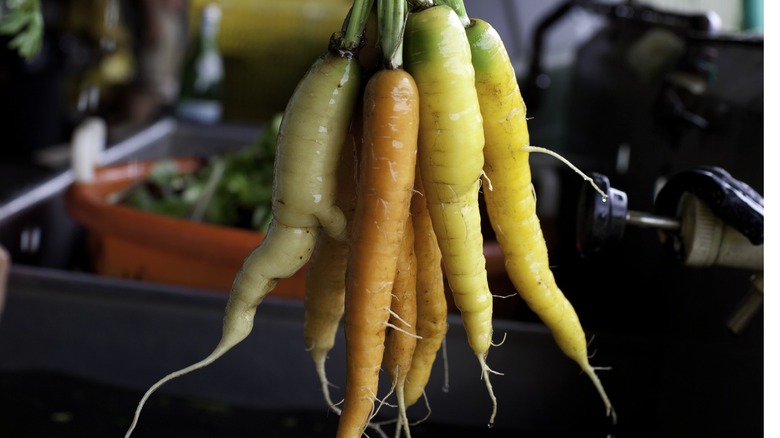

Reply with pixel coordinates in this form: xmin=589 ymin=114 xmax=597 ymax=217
xmin=0 ymin=1 xmax=765 ymax=437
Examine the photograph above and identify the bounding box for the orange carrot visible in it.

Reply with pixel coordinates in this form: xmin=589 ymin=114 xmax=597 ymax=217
xmin=336 ymin=66 xmax=419 ymax=438
xmin=382 ymin=216 xmax=419 ymax=438
xmin=403 ymin=172 xmax=448 ymax=409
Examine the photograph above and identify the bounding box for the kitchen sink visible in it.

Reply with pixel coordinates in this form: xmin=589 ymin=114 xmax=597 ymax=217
xmin=0 ymin=118 xmax=262 ymax=271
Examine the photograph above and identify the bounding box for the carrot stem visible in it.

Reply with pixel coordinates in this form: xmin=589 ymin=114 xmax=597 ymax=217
xmin=407 ymin=0 xmax=433 ymax=12
xmin=377 ymin=0 xmax=407 ymax=68
xmin=342 ymin=0 xmax=375 ymax=51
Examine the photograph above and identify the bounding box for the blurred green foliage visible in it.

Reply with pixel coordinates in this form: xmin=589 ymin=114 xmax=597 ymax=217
xmin=123 ymin=113 xmax=282 ymax=232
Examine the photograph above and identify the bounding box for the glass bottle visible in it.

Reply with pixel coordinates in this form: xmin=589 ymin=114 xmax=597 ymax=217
xmin=176 ymin=3 xmax=224 ymax=124
xmin=72 ymin=0 xmax=135 ymax=117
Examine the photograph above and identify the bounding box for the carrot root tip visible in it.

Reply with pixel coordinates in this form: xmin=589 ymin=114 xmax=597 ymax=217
xmin=582 ymin=364 xmax=618 ymax=425
xmin=124 ymin=347 xmax=228 ymax=438
xmin=395 ymin=382 xmax=412 ymax=438
xmin=477 ymin=353 xmax=499 ymax=427
xmin=313 ymin=356 xmax=342 ymax=415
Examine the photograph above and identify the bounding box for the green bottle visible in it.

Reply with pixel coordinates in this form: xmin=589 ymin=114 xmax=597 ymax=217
xmin=176 ymin=3 xmax=224 ymax=123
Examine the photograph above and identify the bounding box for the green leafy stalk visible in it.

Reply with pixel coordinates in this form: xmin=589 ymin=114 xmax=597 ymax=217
xmin=377 ymin=0 xmax=406 ymax=68
xmin=340 ymin=0 xmax=375 ymax=51
xmin=0 ymin=0 xmax=43 ymax=61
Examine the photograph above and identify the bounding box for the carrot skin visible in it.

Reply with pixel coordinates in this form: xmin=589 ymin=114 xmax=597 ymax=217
xmin=382 ymin=216 xmax=418 ymax=384
xmin=273 ymin=50 xmax=362 ymax=241
xmin=404 ymin=8 xmax=502 ymax=426
xmin=303 ymin=102 xmax=361 ymax=412
xmin=467 ymin=17 xmax=616 ymax=422
xmin=337 ymin=68 xmax=419 ymax=438
xmin=403 ymin=172 xmax=448 ymax=408
xmin=221 ymin=49 xmax=361 ymax=357
xmin=404 ymin=4 xmax=500 ymax=426
xmin=382 ymin=216 xmax=418 ymax=438
xmin=403 ymin=4 xmax=493 ymax=358
xmin=125 ymin=45 xmax=361 ymax=438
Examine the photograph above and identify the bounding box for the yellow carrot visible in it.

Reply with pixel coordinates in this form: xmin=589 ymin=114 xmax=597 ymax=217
xmin=404 ymin=1 xmax=498 ymax=425
xmin=466 ymin=15 xmax=617 ymax=423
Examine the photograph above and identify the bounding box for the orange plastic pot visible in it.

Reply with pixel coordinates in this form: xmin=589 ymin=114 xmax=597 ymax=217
xmin=65 ymin=159 xmax=307 ymax=299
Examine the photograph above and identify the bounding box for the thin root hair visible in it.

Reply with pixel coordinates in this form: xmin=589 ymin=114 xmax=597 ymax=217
xmin=587 ymin=333 xmax=599 ymax=359
xmin=483 ymin=365 xmax=504 ymax=377
xmin=365 ymin=395 xmax=392 ymax=438
xmin=522 ymin=145 xmax=607 ymax=199
xmin=364 ymin=421 xmax=390 ymax=438
xmin=492 ymin=292 xmax=517 ymax=299
xmin=374 ymin=418 xmax=399 ymax=426
xmin=386 ymin=307 xmax=413 ymax=328
xmin=367 ymin=385 xmax=398 ymax=410
xmin=481 ymin=169 xmax=493 ymax=191
xmin=491 ymin=332 xmax=508 ymax=347
xmin=367 ymin=384 xmax=398 ymax=427
xmin=385 ymin=322 xmax=423 ymax=339
xmin=409 ymin=390 xmax=433 ymax=426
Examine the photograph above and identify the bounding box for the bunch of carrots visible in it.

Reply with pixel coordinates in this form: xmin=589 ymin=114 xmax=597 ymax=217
xmin=125 ymin=0 xmax=616 ymax=437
